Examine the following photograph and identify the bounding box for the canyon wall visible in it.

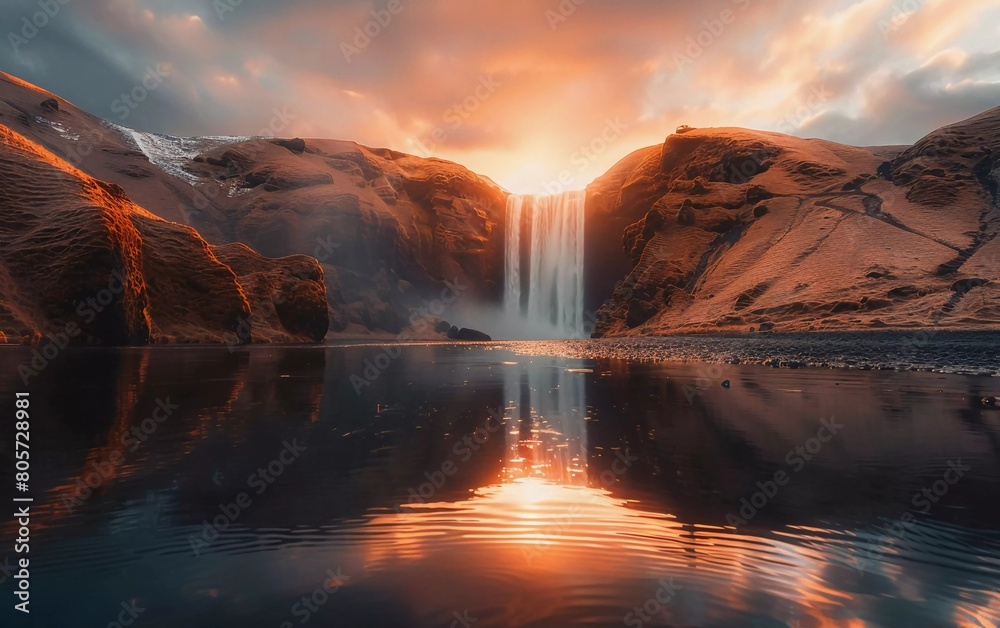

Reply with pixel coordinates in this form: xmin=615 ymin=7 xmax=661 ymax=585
xmin=585 ymin=109 xmax=1000 ymax=336
xmin=0 ymin=72 xmax=505 ymax=338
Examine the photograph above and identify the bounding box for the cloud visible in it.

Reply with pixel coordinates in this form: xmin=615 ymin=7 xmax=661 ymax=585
xmin=801 ymin=49 xmax=1000 ymax=145
xmin=0 ymin=0 xmax=997 ymax=192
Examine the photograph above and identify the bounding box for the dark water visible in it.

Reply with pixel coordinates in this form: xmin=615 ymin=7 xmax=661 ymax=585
xmin=0 ymin=342 xmax=999 ymax=627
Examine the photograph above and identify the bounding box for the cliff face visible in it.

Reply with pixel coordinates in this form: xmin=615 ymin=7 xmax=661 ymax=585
xmin=0 ymin=72 xmax=506 ymax=337
xmin=586 ymin=111 xmax=1000 ymax=336
xmin=5 ymin=70 xmax=1000 ymax=341
xmin=188 ymin=138 xmax=506 ymax=334
xmin=0 ymin=124 xmax=328 ymax=345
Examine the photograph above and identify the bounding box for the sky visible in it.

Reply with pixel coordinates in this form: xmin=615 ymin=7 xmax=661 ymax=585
xmin=2 ymin=0 xmax=999 ymax=194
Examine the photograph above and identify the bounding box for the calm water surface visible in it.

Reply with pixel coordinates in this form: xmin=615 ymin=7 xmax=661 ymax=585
xmin=0 ymin=342 xmax=998 ymax=627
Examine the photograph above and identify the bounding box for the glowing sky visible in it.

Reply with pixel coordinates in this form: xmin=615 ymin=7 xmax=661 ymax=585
xmin=2 ymin=0 xmax=999 ymax=193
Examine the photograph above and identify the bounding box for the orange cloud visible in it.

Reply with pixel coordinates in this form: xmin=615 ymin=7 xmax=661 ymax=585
xmin=2 ymin=0 xmax=998 ymax=192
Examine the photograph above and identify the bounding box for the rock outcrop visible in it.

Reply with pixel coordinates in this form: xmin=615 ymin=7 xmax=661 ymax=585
xmin=587 ymin=109 xmax=1000 ymax=336
xmin=0 ymin=124 xmax=328 ymax=345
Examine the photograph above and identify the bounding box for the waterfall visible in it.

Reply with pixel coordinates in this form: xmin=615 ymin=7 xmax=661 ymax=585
xmin=504 ymin=190 xmax=585 ymax=338
xmin=504 ymin=195 xmax=524 ymax=321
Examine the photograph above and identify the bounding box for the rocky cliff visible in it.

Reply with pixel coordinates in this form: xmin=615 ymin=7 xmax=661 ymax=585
xmin=5 ymin=70 xmax=1000 ymax=341
xmin=0 ymin=72 xmax=506 ymax=337
xmin=586 ymin=110 xmax=1000 ymax=336
xmin=187 ymin=137 xmax=506 ymax=334
xmin=0 ymin=124 xmax=328 ymax=345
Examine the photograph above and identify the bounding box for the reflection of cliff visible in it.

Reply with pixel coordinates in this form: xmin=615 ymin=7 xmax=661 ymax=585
xmin=16 ymin=345 xmax=999 ymax=540
xmin=584 ymin=359 xmax=1000 ymax=529
xmin=9 ymin=347 xmax=1000 ymax=625
xmin=9 ymin=347 xmax=325 ymax=540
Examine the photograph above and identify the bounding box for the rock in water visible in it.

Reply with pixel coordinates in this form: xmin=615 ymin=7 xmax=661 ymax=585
xmin=456 ymin=328 xmax=492 ymax=341
xmin=434 ymin=320 xmax=452 ymax=334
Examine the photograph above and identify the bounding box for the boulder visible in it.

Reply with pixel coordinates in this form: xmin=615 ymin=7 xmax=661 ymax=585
xmin=434 ymin=320 xmax=452 ymax=334
xmin=455 ymin=327 xmax=492 ymax=341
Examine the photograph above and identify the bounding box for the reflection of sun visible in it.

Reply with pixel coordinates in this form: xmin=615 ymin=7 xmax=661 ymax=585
xmin=475 ymin=477 xmax=601 ymax=510
xmin=503 ymin=477 xmax=552 ymax=505
xmin=362 ymin=484 xmax=871 ymax=627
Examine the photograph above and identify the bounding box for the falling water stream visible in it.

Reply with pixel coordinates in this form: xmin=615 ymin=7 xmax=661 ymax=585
xmin=504 ymin=191 xmax=586 ymax=338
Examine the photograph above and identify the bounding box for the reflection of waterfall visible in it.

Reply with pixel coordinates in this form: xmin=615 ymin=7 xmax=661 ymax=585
xmin=503 ymin=359 xmax=588 ymax=485
xmin=504 ymin=191 xmax=585 ymax=338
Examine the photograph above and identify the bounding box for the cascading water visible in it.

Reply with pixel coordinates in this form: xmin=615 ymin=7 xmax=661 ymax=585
xmin=504 ymin=195 xmax=524 ymax=321
xmin=504 ymin=191 xmax=585 ymax=338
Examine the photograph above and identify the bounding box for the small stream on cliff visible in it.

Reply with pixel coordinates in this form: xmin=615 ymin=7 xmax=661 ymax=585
xmin=3 ymin=340 xmax=999 ymax=626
